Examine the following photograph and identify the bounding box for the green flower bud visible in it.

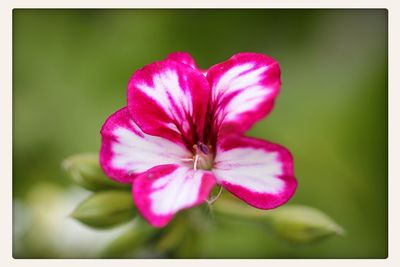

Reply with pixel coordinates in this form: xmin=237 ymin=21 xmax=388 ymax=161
xmin=62 ymin=153 xmax=129 ymax=191
xmin=71 ymin=191 xmax=136 ymax=229
xmin=213 ymin=199 xmax=344 ymax=243
xmin=267 ymin=205 xmax=345 ymax=243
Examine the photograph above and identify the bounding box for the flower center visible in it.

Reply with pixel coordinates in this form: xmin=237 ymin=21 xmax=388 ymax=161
xmin=192 ymin=142 xmax=214 ymax=171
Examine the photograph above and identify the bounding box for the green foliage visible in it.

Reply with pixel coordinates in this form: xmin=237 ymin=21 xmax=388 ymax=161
xmin=101 ymin=219 xmax=159 ymax=258
xmin=62 ymin=153 xmax=130 ymax=191
xmin=71 ymin=191 xmax=136 ymax=229
xmin=213 ymin=198 xmax=344 ymax=244
xmin=154 ymin=216 xmax=188 ymax=254
xmin=267 ymin=205 xmax=345 ymax=243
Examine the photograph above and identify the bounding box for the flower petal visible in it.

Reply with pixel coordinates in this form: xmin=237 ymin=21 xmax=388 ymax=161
xmin=206 ymin=53 xmax=281 ymax=135
xmin=133 ymin=164 xmax=216 ymax=227
xmin=128 ymin=59 xmax=210 ymax=146
xmin=167 ymin=52 xmax=198 ymax=70
xmin=100 ymin=107 xmax=191 ymax=183
xmin=213 ymin=135 xmax=297 ymax=209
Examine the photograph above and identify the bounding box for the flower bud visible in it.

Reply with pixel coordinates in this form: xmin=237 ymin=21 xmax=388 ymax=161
xmin=71 ymin=191 xmax=136 ymax=229
xmin=267 ymin=205 xmax=345 ymax=243
xmin=62 ymin=153 xmax=129 ymax=191
xmin=213 ymin=199 xmax=344 ymax=243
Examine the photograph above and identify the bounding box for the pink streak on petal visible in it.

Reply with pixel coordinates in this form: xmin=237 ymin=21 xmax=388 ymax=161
xmin=100 ymin=108 xmax=138 ymax=183
xmin=167 ymin=51 xmax=198 ymax=70
xmin=206 ymin=52 xmax=281 ymax=135
xmin=127 ymin=59 xmax=210 ymax=147
xmin=100 ymin=107 xmax=190 ymax=183
xmin=133 ymin=164 xmax=216 ymax=227
xmin=213 ymin=135 xmax=297 ymax=209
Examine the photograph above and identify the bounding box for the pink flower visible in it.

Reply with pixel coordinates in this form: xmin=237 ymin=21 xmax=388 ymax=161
xmin=100 ymin=52 xmax=297 ymax=227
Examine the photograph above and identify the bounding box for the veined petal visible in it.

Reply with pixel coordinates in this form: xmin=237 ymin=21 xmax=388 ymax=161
xmin=206 ymin=53 xmax=281 ymax=135
xmin=133 ymin=164 xmax=216 ymax=227
xmin=128 ymin=59 xmax=210 ymax=146
xmin=167 ymin=52 xmax=198 ymax=70
xmin=100 ymin=107 xmax=191 ymax=183
xmin=213 ymin=135 xmax=297 ymax=209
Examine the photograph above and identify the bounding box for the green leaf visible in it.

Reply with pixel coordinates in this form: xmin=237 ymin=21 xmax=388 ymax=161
xmin=213 ymin=198 xmax=271 ymax=221
xmin=71 ymin=191 xmax=136 ymax=229
xmin=267 ymin=205 xmax=345 ymax=243
xmin=62 ymin=153 xmax=130 ymax=191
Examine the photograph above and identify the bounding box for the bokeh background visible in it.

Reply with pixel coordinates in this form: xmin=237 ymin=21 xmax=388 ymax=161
xmin=13 ymin=9 xmax=388 ymax=258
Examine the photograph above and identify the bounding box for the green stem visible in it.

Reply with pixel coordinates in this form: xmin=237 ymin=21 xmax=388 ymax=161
xmin=212 ymin=198 xmax=272 ymax=222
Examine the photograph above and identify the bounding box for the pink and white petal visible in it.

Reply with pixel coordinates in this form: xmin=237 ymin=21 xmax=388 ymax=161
xmin=133 ymin=164 xmax=216 ymax=227
xmin=167 ymin=52 xmax=198 ymax=70
xmin=166 ymin=52 xmax=208 ymax=76
xmin=206 ymin=53 xmax=281 ymax=135
xmin=213 ymin=135 xmax=297 ymax=209
xmin=128 ymin=59 xmax=210 ymax=145
xmin=100 ymin=107 xmax=191 ymax=183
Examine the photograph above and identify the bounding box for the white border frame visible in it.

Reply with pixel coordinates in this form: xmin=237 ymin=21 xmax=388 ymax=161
xmin=1 ymin=1 xmax=398 ymax=266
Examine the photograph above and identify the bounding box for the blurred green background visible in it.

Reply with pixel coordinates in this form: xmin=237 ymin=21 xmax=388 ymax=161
xmin=13 ymin=9 xmax=387 ymax=258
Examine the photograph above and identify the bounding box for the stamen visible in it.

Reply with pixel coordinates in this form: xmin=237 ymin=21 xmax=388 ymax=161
xmin=206 ymin=185 xmax=223 ymax=205
xmin=191 ymin=142 xmax=214 ymax=170
xmin=193 ymin=154 xmax=199 ymax=171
